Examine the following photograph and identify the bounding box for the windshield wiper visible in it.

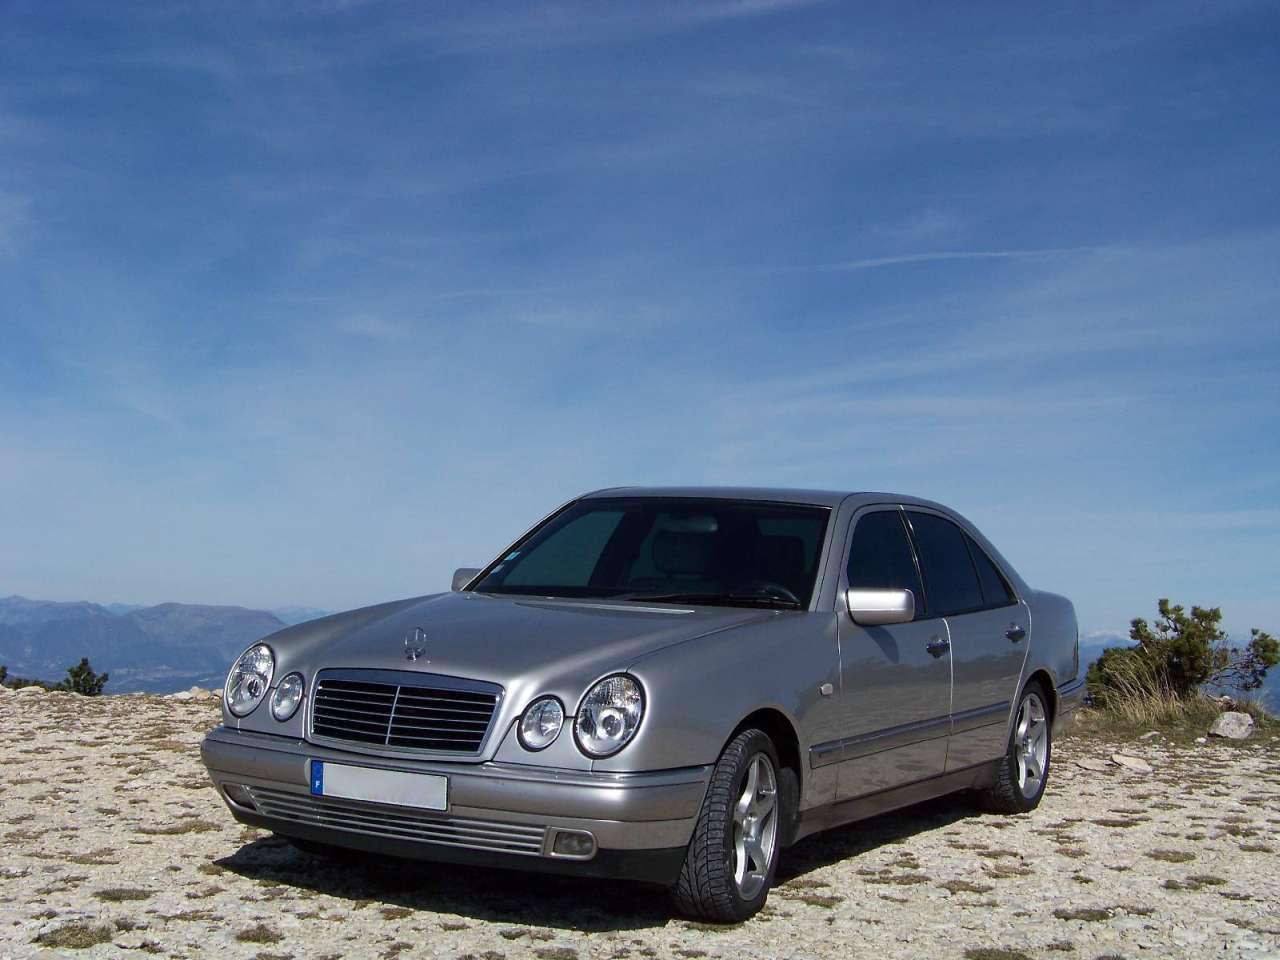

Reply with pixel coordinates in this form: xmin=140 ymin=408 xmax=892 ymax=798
xmin=620 ymin=592 xmax=801 ymax=610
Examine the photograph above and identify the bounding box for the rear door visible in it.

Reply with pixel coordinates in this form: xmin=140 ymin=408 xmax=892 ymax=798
xmin=833 ymin=507 xmax=951 ymax=799
xmin=904 ymin=511 xmax=1029 ymax=771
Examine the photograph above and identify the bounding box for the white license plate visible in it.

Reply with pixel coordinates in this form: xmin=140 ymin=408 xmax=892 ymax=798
xmin=310 ymin=760 xmax=448 ymax=811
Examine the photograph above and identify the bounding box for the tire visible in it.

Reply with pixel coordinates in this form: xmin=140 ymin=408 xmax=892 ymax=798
xmin=983 ymin=681 xmax=1052 ymax=813
xmin=671 ymin=729 xmax=785 ymax=923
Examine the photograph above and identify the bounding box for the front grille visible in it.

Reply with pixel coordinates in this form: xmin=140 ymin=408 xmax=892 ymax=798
xmin=249 ymin=787 xmax=546 ymax=856
xmin=310 ymin=670 xmax=501 ymax=755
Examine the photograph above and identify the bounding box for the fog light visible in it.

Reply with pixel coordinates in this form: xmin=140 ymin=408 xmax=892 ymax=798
xmin=222 ymin=782 xmax=257 ymax=810
xmin=552 ymin=830 xmax=596 ymax=858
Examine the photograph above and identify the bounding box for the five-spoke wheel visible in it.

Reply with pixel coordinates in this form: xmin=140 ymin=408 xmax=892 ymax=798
xmin=983 ymin=680 xmax=1053 ymax=813
xmin=732 ymin=753 xmax=779 ymax=900
xmin=672 ymin=728 xmax=788 ymax=922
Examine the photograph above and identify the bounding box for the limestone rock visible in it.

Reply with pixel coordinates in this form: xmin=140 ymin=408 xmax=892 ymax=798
xmin=1110 ymin=753 xmax=1153 ymax=773
xmin=1208 ymin=711 xmax=1255 ymax=740
xmin=1076 ymin=757 xmax=1111 ymax=771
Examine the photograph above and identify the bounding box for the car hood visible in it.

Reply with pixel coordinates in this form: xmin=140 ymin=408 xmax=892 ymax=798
xmin=268 ymin=590 xmax=771 ymax=692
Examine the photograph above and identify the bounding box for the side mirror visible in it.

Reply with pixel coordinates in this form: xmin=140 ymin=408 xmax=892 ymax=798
xmin=452 ymin=567 xmax=482 ymax=592
xmin=845 ymin=588 xmax=914 ymax=626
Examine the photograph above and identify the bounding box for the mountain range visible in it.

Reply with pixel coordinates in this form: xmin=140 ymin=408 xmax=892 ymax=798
xmin=0 ymin=595 xmax=330 ymax=693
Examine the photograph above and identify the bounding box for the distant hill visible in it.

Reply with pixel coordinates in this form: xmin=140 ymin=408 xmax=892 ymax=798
xmin=271 ymin=605 xmax=333 ymax=626
xmin=0 ymin=595 xmax=286 ymax=693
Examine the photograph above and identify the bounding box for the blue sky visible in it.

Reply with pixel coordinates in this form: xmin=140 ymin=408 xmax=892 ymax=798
xmin=1 ymin=1 xmax=1277 ymax=641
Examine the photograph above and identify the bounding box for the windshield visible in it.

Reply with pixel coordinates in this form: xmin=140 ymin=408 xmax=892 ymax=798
xmin=472 ymin=498 xmax=830 ymax=609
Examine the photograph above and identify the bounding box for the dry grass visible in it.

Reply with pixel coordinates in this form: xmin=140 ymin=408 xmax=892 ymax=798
xmin=33 ymin=921 xmax=115 ymax=949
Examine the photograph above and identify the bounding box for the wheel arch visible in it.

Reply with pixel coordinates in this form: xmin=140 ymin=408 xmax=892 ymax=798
xmin=1023 ymin=668 xmax=1057 ymax=722
xmin=727 ymin=706 xmax=803 ymax=846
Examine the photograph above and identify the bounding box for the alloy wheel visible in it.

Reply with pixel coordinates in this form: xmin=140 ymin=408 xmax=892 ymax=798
xmin=1014 ymin=691 xmax=1049 ymax=798
xmin=732 ymin=753 xmax=778 ymax=899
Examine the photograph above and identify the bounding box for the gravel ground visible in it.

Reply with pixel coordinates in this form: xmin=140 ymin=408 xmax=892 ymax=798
xmin=2 ymin=686 xmax=1278 ymax=960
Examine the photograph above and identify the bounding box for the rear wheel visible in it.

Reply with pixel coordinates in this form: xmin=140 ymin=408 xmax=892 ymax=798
xmin=983 ymin=681 xmax=1052 ymax=813
xmin=671 ymin=728 xmax=784 ymax=922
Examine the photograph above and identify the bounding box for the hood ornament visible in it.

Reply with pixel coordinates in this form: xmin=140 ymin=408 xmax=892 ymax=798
xmin=404 ymin=627 xmax=429 ymax=663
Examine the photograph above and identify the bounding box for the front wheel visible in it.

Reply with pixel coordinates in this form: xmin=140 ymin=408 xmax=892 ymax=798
xmin=671 ymin=728 xmax=784 ymax=923
xmin=983 ymin=682 xmax=1052 ymax=813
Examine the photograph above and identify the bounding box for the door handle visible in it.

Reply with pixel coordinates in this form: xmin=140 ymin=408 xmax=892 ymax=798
xmin=1006 ymin=624 xmax=1026 ymax=643
xmin=926 ymin=636 xmax=950 ymax=658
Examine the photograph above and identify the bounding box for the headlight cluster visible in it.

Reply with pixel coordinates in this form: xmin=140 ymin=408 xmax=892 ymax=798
xmin=224 ymin=644 xmax=274 ymax=717
xmin=519 ymin=674 xmax=645 ymax=758
xmin=575 ymin=674 xmax=644 ymax=757
xmin=518 ymin=697 xmax=564 ymax=750
xmin=271 ymin=672 xmax=305 ymax=721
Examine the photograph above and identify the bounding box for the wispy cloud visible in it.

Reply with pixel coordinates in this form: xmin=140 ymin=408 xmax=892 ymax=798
xmin=813 ymin=247 xmax=1107 ymax=273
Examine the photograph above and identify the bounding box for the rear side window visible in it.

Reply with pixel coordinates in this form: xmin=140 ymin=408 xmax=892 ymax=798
xmin=846 ymin=511 xmax=926 ymax=617
xmin=967 ymin=534 xmax=1014 ymax=607
xmin=906 ymin=512 xmax=983 ymax=617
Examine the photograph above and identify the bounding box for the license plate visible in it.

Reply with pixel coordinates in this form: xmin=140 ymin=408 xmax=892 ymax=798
xmin=310 ymin=760 xmax=448 ymax=811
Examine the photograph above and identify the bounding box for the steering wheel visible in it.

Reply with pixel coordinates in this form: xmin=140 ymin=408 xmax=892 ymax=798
xmin=735 ymin=580 xmax=802 ymax=606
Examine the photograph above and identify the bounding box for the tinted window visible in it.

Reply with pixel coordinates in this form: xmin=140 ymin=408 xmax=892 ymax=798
xmin=474 ymin=498 xmax=830 ymax=608
xmin=846 ymin=511 xmax=925 ymax=617
xmin=906 ymin=512 xmax=983 ymax=616
xmin=501 ymin=510 xmax=625 ymax=587
xmin=967 ymin=534 xmax=1014 ymax=607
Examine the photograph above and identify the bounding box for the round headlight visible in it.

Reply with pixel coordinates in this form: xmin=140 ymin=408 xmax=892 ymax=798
xmin=518 ymin=696 xmax=565 ymax=751
xmin=271 ymin=672 xmax=305 ymax=722
xmin=224 ymin=643 xmax=274 ymax=717
xmin=574 ymin=675 xmax=644 ymax=758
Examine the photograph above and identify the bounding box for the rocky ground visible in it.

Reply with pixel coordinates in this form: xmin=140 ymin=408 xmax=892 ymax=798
xmin=2 ymin=687 xmax=1278 ymax=960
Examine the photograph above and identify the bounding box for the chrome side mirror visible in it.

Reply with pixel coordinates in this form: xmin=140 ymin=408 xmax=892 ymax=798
xmin=452 ymin=567 xmax=481 ymax=592
xmin=845 ymin=588 xmax=914 ymax=626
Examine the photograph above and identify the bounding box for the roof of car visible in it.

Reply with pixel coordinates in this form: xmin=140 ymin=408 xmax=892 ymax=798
xmin=581 ymin=486 xmax=947 ymax=511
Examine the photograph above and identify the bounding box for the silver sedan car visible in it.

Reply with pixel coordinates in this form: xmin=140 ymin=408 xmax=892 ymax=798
xmin=203 ymin=487 xmax=1083 ymax=921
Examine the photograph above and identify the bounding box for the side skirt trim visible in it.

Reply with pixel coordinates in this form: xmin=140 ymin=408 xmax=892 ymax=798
xmin=793 ymin=761 xmax=996 ymax=843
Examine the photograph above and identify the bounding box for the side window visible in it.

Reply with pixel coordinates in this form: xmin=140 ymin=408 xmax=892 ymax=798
xmin=501 ymin=511 xmax=625 ymax=587
xmin=966 ymin=534 xmax=1014 ymax=607
xmin=846 ymin=511 xmax=926 ymax=617
xmin=906 ymin=512 xmax=983 ymax=617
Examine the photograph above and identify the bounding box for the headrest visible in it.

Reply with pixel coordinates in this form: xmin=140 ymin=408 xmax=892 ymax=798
xmin=653 ymin=530 xmax=715 ymax=576
xmin=756 ymin=535 xmax=806 ymax=576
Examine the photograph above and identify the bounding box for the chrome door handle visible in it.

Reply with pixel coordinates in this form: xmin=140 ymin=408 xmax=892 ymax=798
xmin=1006 ymin=624 xmax=1026 ymax=643
xmin=926 ymin=636 xmax=950 ymax=658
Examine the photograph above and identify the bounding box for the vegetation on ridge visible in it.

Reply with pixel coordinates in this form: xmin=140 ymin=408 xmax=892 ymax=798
xmin=1081 ymin=598 xmax=1276 ymax=739
xmin=0 ymin=657 xmax=109 ymax=696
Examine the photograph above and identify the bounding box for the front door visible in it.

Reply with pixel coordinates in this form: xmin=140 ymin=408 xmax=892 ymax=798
xmin=906 ymin=511 xmax=1031 ymax=771
xmin=833 ymin=507 xmax=952 ymax=800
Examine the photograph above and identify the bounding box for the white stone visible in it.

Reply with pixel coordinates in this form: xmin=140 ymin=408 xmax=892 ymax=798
xmin=1110 ymin=753 xmax=1153 ymax=773
xmin=1208 ymin=711 xmax=1255 ymax=740
xmin=13 ymin=685 xmax=45 ymax=696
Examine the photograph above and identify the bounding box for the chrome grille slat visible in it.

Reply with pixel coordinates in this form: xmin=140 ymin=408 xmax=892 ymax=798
xmin=249 ymin=787 xmax=545 ymax=855
xmin=309 ymin=670 xmax=501 ymax=756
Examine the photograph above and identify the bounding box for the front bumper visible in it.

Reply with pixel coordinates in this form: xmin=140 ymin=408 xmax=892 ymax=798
xmin=200 ymin=726 xmax=709 ymax=885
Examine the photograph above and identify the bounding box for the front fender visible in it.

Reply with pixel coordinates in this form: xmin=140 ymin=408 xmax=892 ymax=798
xmin=592 ymin=612 xmax=840 ymax=776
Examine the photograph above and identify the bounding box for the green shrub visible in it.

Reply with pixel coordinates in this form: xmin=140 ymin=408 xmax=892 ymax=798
xmin=1089 ymin=599 xmax=1277 ymax=706
xmin=59 ymin=658 xmax=109 ymax=696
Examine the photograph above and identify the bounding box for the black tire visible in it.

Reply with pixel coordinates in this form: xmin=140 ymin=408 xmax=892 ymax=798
xmin=671 ymin=729 xmax=785 ymax=923
xmin=983 ymin=680 xmax=1053 ymax=814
